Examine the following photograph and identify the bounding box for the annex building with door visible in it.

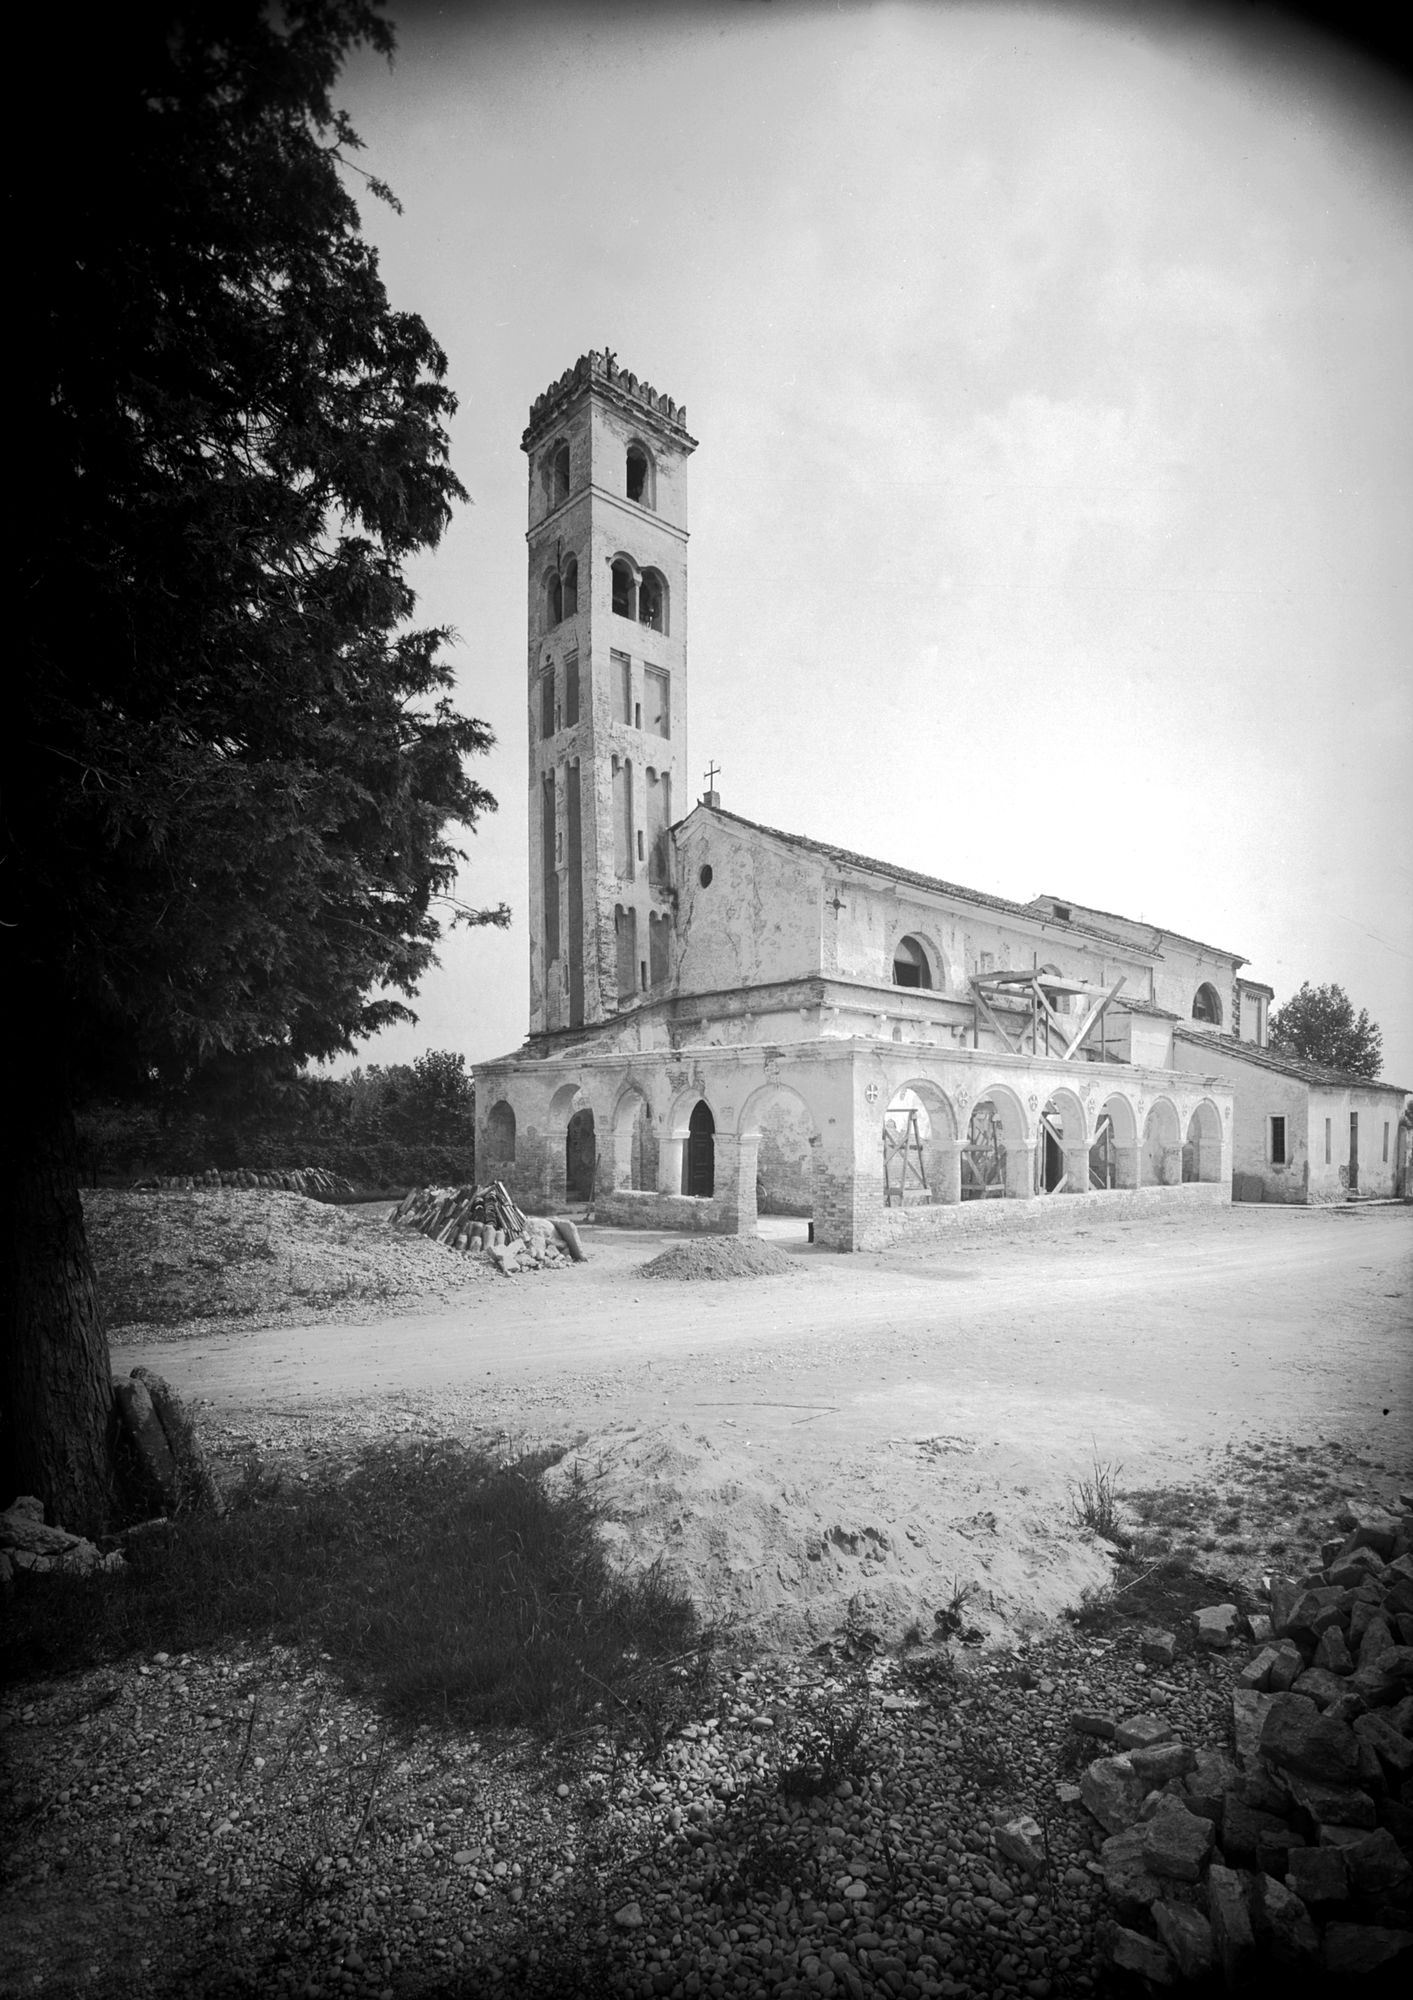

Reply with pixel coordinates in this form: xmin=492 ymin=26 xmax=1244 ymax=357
xmin=472 ymin=352 xmax=1298 ymax=1252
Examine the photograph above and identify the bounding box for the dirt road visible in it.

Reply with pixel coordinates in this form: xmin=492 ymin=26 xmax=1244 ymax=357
xmin=114 ymin=1203 xmax=1413 ymax=1647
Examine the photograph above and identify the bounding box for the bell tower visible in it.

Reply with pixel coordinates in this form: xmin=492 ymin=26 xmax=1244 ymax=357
xmin=522 ymin=352 xmax=696 ymax=1035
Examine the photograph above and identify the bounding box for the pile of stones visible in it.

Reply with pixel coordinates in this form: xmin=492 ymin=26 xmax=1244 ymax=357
xmin=1081 ymin=1497 xmax=1413 ymax=1988
xmin=0 ymin=1496 xmax=124 ymax=1588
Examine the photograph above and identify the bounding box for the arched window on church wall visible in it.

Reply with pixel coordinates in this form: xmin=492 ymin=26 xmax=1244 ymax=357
xmin=1193 ymin=982 xmax=1223 ymax=1026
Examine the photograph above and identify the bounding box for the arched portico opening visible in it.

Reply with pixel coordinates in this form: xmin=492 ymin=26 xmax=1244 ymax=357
xmin=738 ymin=1081 xmax=819 ymax=1239
xmin=1141 ymin=1099 xmax=1183 ymax=1186
xmin=1037 ymin=1087 xmax=1088 ymax=1194
xmin=884 ymin=1082 xmax=960 ymax=1206
xmin=962 ymin=1087 xmax=1030 ymax=1200
xmin=1183 ymin=1099 xmax=1223 ymax=1183
xmin=1091 ymin=1093 xmax=1138 ymax=1189
xmin=610 ymin=1087 xmax=656 ymax=1192
xmin=683 ymin=1100 xmax=715 ymax=1197
xmin=566 ymin=1107 xmax=596 ymax=1202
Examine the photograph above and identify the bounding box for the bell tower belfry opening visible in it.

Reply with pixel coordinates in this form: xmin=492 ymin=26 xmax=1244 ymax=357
xmin=523 ymin=352 xmax=697 ymax=1035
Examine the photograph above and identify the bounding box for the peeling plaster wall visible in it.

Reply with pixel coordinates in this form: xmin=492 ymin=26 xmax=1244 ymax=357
xmin=673 ymin=817 xmax=822 ymax=994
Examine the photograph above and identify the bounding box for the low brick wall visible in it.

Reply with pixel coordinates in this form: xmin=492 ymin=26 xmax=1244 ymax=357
xmin=595 ymin=1189 xmax=726 ymax=1233
xmin=856 ymin=1180 xmax=1229 ymax=1251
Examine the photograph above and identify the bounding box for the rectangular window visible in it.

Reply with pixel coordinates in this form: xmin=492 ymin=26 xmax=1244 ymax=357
xmin=645 ymin=666 xmax=670 ymax=738
xmin=539 ymin=668 xmax=555 ymax=740
xmin=1324 ymin=1118 xmax=1331 ymax=1164
xmin=1384 ymin=1121 xmax=1390 ymax=1162
xmin=1270 ymin=1116 xmax=1287 ymax=1167
xmin=611 ymin=650 xmax=632 ymax=725
xmin=564 ymin=654 xmax=579 ymax=727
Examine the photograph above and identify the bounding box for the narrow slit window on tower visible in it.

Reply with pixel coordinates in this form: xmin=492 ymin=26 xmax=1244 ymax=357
xmin=564 ymin=654 xmax=579 ymax=727
xmin=547 ymin=573 xmax=563 ymax=628
xmin=540 ymin=668 xmax=555 ymax=740
xmin=626 ymin=444 xmax=651 ymax=506
xmin=645 ymin=666 xmax=670 ymax=738
xmin=611 ymin=650 xmax=632 ymax=725
xmin=562 ymin=555 xmax=578 ymax=619
xmin=549 ymin=441 xmax=570 ymax=507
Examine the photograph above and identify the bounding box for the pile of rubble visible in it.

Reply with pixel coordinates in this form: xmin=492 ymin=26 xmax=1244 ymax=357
xmin=1081 ymin=1497 xmax=1413 ymax=1987
xmin=1 ymin=1367 xmax=221 ymax=1595
xmin=391 ymin=1181 xmax=585 ymax=1278
xmin=130 ymin=1165 xmax=356 ymax=1199
xmin=0 ymin=1497 xmax=123 ymax=1588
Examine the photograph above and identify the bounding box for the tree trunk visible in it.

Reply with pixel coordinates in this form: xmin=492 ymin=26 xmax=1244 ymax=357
xmin=1 ymin=1073 xmax=117 ymax=1536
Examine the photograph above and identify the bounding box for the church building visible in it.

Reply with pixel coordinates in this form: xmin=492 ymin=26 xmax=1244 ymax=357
xmin=475 ymin=352 xmax=1253 ymax=1250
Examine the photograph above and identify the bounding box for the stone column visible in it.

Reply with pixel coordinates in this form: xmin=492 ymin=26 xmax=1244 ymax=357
xmin=660 ymin=1134 xmax=684 ymax=1197
xmin=1112 ymin=1145 xmax=1140 ymax=1190
xmin=712 ymin=1133 xmax=756 ymax=1236
xmin=1064 ymin=1142 xmax=1093 ymax=1195
xmin=1005 ymin=1139 xmax=1037 ymax=1200
xmin=544 ymin=1135 xmax=567 ymax=1211
xmin=608 ymin=1122 xmax=634 ymax=1190
xmin=932 ymin=1138 xmax=963 ymax=1206
xmin=1160 ymin=1145 xmax=1184 ymax=1187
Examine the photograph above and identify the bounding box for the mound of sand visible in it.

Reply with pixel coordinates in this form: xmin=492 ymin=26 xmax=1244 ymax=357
xmin=639 ymin=1237 xmax=803 ymax=1282
xmin=544 ymin=1419 xmax=1112 ymax=1649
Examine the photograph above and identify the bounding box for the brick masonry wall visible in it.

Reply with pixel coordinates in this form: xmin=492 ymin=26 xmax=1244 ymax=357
xmin=857 ymin=1180 xmax=1229 ymax=1251
xmin=596 ymin=1189 xmax=725 ymax=1232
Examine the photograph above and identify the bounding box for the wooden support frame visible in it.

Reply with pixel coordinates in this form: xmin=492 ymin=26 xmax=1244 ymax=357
xmin=969 ymin=970 xmax=1126 ymax=1061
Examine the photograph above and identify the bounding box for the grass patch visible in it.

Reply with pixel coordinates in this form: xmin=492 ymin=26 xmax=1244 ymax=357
xmin=1069 ymin=1450 xmax=1124 ymax=1541
xmin=1 ymin=1443 xmax=706 ymax=1737
xmin=777 ymin=1690 xmax=878 ymax=1799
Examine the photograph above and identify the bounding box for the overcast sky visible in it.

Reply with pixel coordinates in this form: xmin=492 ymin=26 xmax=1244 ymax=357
xmin=333 ymin=0 xmax=1413 ymax=1084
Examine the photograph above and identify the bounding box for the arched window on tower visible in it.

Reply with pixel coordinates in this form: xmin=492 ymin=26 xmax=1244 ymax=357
xmin=544 ymin=440 xmax=570 ymax=508
xmin=638 ymin=569 xmax=667 ymax=633
xmin=626 ymin=443 xmax=653 ymax=508
xmin=1192 ymin=983 xmax=1223 ymax=1026
xmin=611 ymin=559 xmax=636 ymax=619
xmin=547 ymin=572 xmax=563 ymax=628
xmin=892 ymin=936 xmax=933 ymax=989
xmin=562 ymin=555 xmax=578 ymax=618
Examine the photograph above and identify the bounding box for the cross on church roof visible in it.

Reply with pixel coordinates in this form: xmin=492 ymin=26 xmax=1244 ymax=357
xmin=704 ymin=762 xmax=720 ymax=792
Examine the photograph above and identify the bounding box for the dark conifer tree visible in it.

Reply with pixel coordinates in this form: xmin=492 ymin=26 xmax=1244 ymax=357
xmin=5 ymin=3 xmax=503 ymax=1531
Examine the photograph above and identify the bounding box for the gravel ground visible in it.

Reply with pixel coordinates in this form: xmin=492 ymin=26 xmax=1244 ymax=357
xmin=2 ymin=1575 xmax=1243 ymax=1999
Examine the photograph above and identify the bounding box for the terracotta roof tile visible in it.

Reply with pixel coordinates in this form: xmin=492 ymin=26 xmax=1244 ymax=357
xmin=1172 ymin=1027 xmax=1407 ymax=1095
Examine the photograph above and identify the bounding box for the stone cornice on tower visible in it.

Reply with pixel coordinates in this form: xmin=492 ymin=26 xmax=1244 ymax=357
xmin=522 ymin=350 xmax=698 ymax=454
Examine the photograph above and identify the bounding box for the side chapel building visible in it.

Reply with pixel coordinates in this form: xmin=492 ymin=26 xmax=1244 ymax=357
xmin=475 ymin=355 xmax=1407 ymax=1246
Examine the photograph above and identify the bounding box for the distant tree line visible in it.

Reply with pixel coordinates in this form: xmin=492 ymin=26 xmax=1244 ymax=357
xmin=76 ymin=1051 xmax=476 ymax=1192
